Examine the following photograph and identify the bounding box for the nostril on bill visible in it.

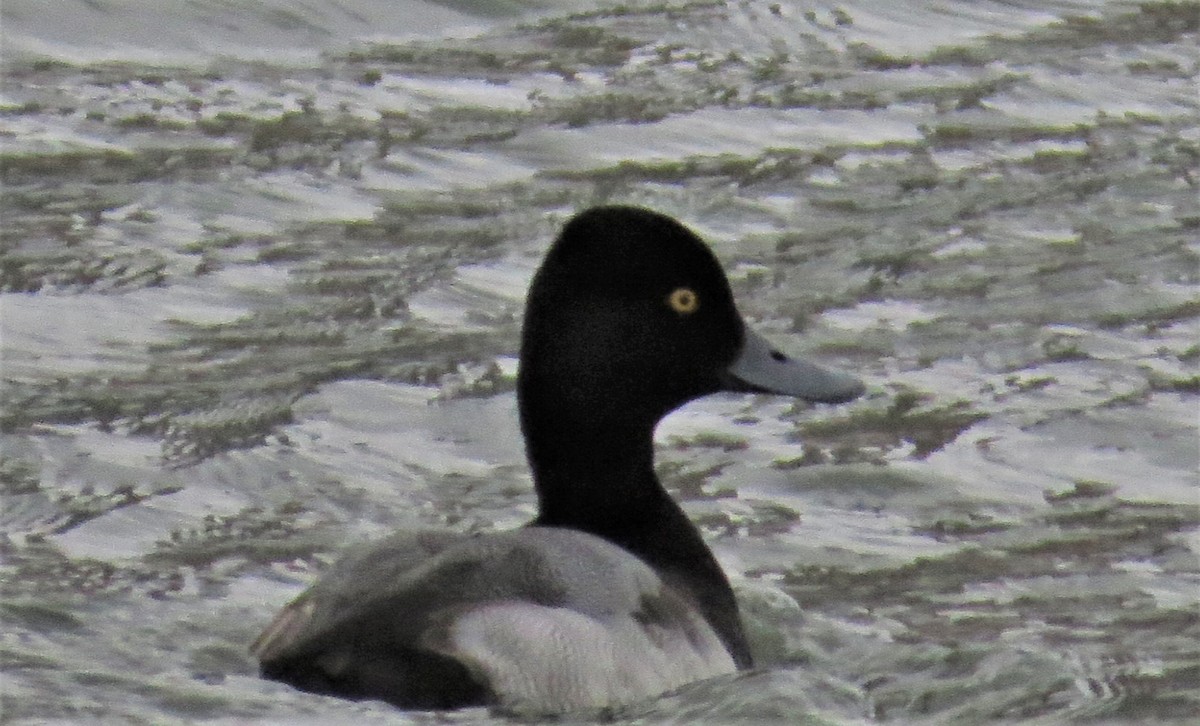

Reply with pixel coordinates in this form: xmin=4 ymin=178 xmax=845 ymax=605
xmin=769 ymin=349 xmax=788 ymax=363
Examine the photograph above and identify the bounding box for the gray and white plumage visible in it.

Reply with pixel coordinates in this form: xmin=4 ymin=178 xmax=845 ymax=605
xmin=251 ymin=206 xmax=864 ymax=713
xmin=253 ymin=528 xmax=735 ymax=713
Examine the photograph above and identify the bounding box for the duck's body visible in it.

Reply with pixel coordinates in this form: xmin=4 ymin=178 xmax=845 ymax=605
xmin=255 ymin=528 xmax=735 ymax=712
xmin=252 ymin=207 xmax=864 ymax=713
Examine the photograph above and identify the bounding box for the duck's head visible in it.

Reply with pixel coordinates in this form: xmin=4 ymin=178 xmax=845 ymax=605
xmin=518 ymin=206 xmax=864 ymax=433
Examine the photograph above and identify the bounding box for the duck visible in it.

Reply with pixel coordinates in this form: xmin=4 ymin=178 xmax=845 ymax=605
xmin=251 ymin=205 xmax=865 ymax=714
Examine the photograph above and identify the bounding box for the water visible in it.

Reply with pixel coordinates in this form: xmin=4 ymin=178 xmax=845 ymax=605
xmin=2 ymin=0 xmax=1198 ymax=723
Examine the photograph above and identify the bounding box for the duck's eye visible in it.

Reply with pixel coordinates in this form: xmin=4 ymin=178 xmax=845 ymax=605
xmin=666 ymin=287 xmax=700 ymax=315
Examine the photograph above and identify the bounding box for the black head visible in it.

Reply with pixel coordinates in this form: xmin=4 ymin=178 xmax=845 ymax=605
xmin=518 ymin=206 xmax=863 ymax=436
xmin=519 ymin=206 xmax=745 ymax=429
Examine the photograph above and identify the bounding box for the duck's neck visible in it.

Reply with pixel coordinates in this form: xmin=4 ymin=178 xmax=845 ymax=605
xmin=527 ymin=417 xmax=662 ymax=526
xmin=522 ymin=412 xmax=753 ymax=668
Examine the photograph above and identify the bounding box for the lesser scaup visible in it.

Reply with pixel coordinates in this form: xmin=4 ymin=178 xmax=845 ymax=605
xmin=251 ymin=206 xmax=864 ymax=713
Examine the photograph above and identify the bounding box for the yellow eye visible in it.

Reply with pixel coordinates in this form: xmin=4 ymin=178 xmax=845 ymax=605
xmin=667 ymin=287 xmax=700 ymax=315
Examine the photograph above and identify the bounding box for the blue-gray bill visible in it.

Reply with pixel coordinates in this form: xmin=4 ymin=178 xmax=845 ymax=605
xmin=722 ymin=327 xmax=865 ymax=404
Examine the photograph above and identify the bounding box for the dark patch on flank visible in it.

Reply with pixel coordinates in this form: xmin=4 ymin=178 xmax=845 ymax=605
xmin=632 ymin=590 xmax=707 ymax=651
xmin=261 ymin=645 xmax=489 ymax=711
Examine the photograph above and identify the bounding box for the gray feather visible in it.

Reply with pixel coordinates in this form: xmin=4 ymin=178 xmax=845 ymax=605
xmin=253 ymin=527 xmax=735 ymax=711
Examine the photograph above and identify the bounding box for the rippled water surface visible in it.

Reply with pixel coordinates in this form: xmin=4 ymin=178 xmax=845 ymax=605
xmin=2 ymin=1 xmax=1198 ymax=723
